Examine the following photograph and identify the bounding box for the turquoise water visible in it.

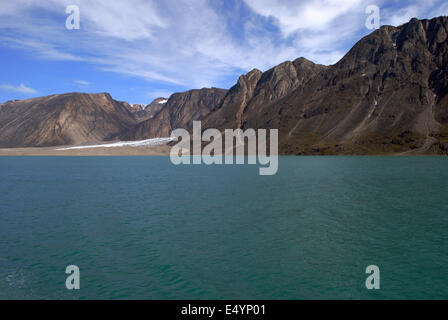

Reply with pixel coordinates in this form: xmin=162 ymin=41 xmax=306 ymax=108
xmin=0 ymin=156 xmax=447 ymax=299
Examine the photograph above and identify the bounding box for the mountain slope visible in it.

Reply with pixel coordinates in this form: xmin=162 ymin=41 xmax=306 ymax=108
xmin=269 ymin=16 xmax=448 ymax=154
xmin=0 ymin=92 xmax=137 ymax=147
xmin=120 ymin=87 xmax=227 ymax=140
xmin=144 ymin=97 xmax=168 ymax=119
xmin=203 ymin=16 xmax=448 ymax=155
xmin=121 ymin=98 xmax=168 ymax=122
xmin=202 ymin=58 xmax=327 ymax=131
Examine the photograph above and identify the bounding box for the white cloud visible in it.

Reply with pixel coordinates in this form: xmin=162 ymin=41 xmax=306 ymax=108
xmin=0 ymin=0 xmax=445 ymax=90
xmin=0 ymin=83 xmax=37 ymax=94
xmin=243 ymin=0 xmax=364 ymax=36
xmin=77 ymin=0 xmax=167 ymax=41
xmin=386 ymin=5 xmax=420 ymax=26
xmin=243 ymin=0 xmax=373 ymax=65
xmin=382 ymin=0 xmax=448 ymax=26
xmin=74 ymin=80 xmax=89 ymax=86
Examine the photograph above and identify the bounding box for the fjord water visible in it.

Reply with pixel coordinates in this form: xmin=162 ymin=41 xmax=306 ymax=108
xmin=0 ymin=156 xmax=447 ymax=299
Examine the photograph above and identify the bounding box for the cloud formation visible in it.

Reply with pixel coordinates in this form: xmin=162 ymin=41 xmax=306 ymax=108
xmin=0 ymin=0 xmax=446 ymax=90
xmin=243 ymin=0 xmax=363 ymax=35
xmin=0 ymin=83 xmax=37 ymax=94
xmin=74 ymin=80 xmax=89 ymax=86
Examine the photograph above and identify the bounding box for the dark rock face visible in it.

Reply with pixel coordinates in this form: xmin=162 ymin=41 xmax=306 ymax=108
xmin=120 ymin=88 xmax=227 ymax=140
xmin=267 ymin=16 xmax=448 ymax=154
xmin=121 ymin=98 xmax=168 ymax=122
xmin=202 ymin=58 xmax=326 ymax=131
xmin=144 ymin=98 xmax=168 ymax=119
xmin=201 ymin=69 xmax=263 ymax=130
xmin=122 ymin=103 xmax=145 ymax=114
xmin=0 ymin=93 xmax=137 ymax=147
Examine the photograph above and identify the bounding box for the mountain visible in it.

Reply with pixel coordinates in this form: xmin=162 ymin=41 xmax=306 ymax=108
xmin=121 ymin=98 xmax=168 ymax=122
xmin=120 ymin=59 xmax=324 ymax=142
xmin=123 ymin=103 xmax=146 ymax=113
xmin=120 ymin=87 xmax=227 ymax=141
xmin=202 ymin=16 xmax=448 ymax=155
xmin=144 ymin=97 xmax=169 ymax=119
xmin=202 ymin=58 xmax=327 ymax=130
xmin=0 ymin=92 xmax=137 ymax=148
xmin=1 ymin=16 xmax=447 ymax=154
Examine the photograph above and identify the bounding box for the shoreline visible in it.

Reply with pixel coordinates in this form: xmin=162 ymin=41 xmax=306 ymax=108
xmin=0 ymin=145 xmax=172 ymax=156
xmin=0 ymin=147 xmax=445 ymax=157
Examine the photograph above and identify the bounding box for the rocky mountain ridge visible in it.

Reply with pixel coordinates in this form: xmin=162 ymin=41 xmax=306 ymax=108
xmin=120 ymin=87 xmax=227 ymax=141
xmin=1 ymin=16 xmax=447 ymax=154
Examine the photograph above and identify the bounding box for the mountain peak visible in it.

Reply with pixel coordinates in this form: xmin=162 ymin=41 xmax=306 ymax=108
xmin=0 ymin=92 xmax=136 ymax=148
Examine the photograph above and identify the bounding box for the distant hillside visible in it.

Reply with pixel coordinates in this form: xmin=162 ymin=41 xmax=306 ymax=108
xmin=0 ymin=92 xmax=137 ymax=148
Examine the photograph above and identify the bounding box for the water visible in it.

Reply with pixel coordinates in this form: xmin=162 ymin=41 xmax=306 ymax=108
xmin=0 ymin=156 xmax=447 ymax=299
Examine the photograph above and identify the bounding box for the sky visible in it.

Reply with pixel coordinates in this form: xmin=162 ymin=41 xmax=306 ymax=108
xmin=0 ymin=0 xmax=447 ymax=104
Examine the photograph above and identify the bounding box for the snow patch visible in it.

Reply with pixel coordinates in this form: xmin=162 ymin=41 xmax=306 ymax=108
xmin=56 ymin=137 xmax=175 ymax=150
xmin=158 ymin=99 xmax=168 ymax=104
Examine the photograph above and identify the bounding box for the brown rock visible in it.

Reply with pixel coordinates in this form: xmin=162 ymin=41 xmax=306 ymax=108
xmin=0 ymin=92 xmax=136 ymax=147
xmin=120 ymin=87 xmax=227 ymax=141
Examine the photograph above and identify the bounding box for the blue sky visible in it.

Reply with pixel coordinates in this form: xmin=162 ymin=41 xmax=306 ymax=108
xmin=0 ymin=0 xmax=446 ymax=104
